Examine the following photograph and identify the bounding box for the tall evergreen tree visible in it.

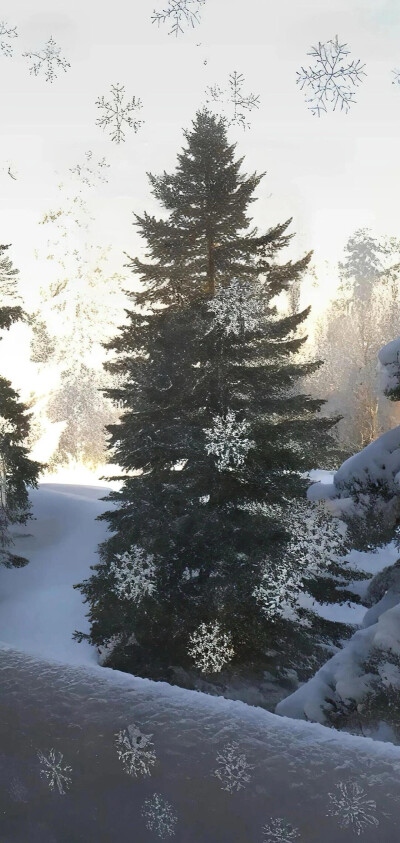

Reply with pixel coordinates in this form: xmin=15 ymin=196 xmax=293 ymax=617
xmin=76 ymin=111 xmax=347 ymax=686
xmin=0 ymin=245 xmax=41 ymax=566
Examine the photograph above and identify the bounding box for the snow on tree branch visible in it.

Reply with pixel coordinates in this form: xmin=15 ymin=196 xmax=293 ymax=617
xmin=0 ymin=21 xmax=18 ymax=57
xmin=297 ymin=36 xmax=366 ymax=116
xmin=188 ymin=621 xmax=234 ymax=673
xmin=152 ymin=0 xmax=205 ymax=36
xmin=110 ymin=545 xmax=157 ymax=602
xmin=207 ymin=279 xmax=264 ymax=336
xmin=115 ymin=724 xmax=157 ymax=777
xmin=23 ymin=36 xmax=70 ymax=83
xmin=96 ymin=83 xmax=143 ymax=143
xmin=204 ymin=410 xmax=255 ymax=471
xmin=206 ymin=71 xmax=260 ymax=130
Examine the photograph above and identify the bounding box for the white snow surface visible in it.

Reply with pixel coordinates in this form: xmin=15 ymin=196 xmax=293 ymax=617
xmin=0 ymin=483 xmax=110 ymax=665
xmin=378 ymin=337 xmax=400 ymax=393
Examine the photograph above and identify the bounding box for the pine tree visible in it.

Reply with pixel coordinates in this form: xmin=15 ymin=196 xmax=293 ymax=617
xmin=75 ymin=111 xmax=344 ymax=686
xmin=0 ymin=245 xmax=41 ymax=566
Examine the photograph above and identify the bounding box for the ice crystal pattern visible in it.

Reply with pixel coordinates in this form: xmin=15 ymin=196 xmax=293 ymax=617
xmin=297 ymin=36 xmax=366 ymax=115
xmin=37 ymin=748 xmax=72 ymax=795
xmin=96 ymin=83 xmax=143 ymax=144
xmin=392 ymin=68 xmax=400 ymax=86
xmin=262 ymin=817 xmax=300 ymax=842
xmin=115 ymin=723 xmax=156 ymax=777
xmin=327 ymin=782 xmax=379 ymax=835
xmin=206 ymin=71 xmax=260 ymax=129
xmin=188 ymin=622 xmax=234 ymax=673
xmin=110 ymin=545 xmax=156 ymax=602
xmin=213 ymin=741 xmax=253 ymax=793
xmin=142 ymin=793 xmax=178 ymax=838
xmin=208 ymin=279 xmax=263 ymax=336
xmin=70 ymin=151 xmax=110 ymax=187
xmin=0 ymin=21 xmax=17 ymax=57
xmin=23 ymin=36 xmax=70 ymax=83
xmin=204 ymin=410 xmax=255 ymax=471
xmin=152 ymin=0 xmax=206 ymax=36
xmin=253 ymin=564 xmax=301 ymax=622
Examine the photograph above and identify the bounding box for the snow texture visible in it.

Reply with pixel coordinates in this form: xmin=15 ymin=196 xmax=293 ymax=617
xmin=151 ymin=0 xmax=205 ymax=36
xmin=262 ymin=817 xmax=300 ymax=841
xmin=0 ymin=20 xmax=17 ymax=57
xmin=206 ymin=71 xmax=260 ymax=129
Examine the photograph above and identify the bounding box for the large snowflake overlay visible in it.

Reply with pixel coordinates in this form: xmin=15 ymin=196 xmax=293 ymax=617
xmin=204 ymin=410 xmax=255 ymax=472
xmin=327 ymin=782 xmax=379 ymax=835
xmin=188 ymin=621 xmax=234 ymax=673
xmin=109 ymin=545 xmax=157 ymax=603
xmin=0 ymin=21 xmax=17 ymax=57
xmin=69 ymin=150 xmax=110 ymax=187
xmin=297 ymin=36 xmax=366 ymax=116
xmin=152 ymin=0 xmax=206 ymax=36
xmin=392 ymin=68 xmax=400 ymax=86
xmin=207 ymin=279 xmax=264 ymax=336
xmin=96 ymin=83 xmax=143 ymax=144
xmin=23 ymin=36 xmax=70 ymax=83
xmin=262 ymin=817 xmax=300 ymax=842
xmin=252 ymin=564 xmax=301 ymax=622
xmin=141 ymin=793 xmax=178 ymax=839
xmin=115 ymin=723 xmax=157 ymax=777
xmin=37 ymin=748 xmax=72 ymax=795
xmin=213 ymin=741 xmax=253 ymax=793
xmin=206 ymin=71 xmax=260 ymax=129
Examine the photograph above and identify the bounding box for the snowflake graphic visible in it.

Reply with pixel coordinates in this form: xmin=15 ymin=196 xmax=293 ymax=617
xmin=253 ymin=563 xmax=302 ymax=622
xmin=115 ymin=723 xmax=157 ymax=777
xmin=96 ymin=83 xmax=143 ymax=144
xmin=204 ymin=410 xmax=255 ymax=471
xmin=37 ymin=748 xmax=72 ymax=795
xmin=297 ymin=35 xmax=366 ymax=116
xmin=23 ymin=36 xmax=70 ymax=83
xmin=213 ymin=741 xmax=253 ymax=793
xmin=110 ymin=545 xmax=157 ymax=602
xmin=262 ymin=817 xmax=300 ymax=842
xmin=188 ymin=621 xmax=234 ymax=673
xmin=142 ymin=792 xmax=178 ymax=838
xmin=69 ymin=151 xmax=110 ymax=187
xmin=152 ymin=0 xmax=206 ymax=36
xmin=0 ymin=21 xmax=17 ymax=57
xmin=327 ymin=781 xmax=379 ymax=836
xmin=392 ymin=68 xmax=400 ymax=86
xmin=207 ymin=278 xmax=263 ymax=336
xmin=206 ymin=71 xmax=260 ymax=129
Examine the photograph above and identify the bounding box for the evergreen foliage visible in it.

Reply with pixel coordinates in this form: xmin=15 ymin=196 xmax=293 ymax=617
xmin=75 ymin=111 xmax=346 ymax=684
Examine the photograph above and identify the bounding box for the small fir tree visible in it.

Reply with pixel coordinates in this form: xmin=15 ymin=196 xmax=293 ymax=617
xmin=75 ymin=111 xmax=345 ymax=684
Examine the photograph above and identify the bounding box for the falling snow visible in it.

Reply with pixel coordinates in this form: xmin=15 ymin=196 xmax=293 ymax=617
xmin=23 ymin=36 xmax=70 ymax=83
xmin=188 ymin=621 xmax=234 ymax=673
xmin=204 ymin=410 xmax=255 ymax=472
xmin=141 ymin=792 xmax=178 ymax=838
xmin=327 ymin=781 xmax=379 ymax=835
xmin=206 ymin=71 xmax=260 ymax=129
xmin=262 ymin=817 xmax=300 ymax=842
xmin=152 ymin=0 xmax=206 ymax=36
xmin=37 ymin=748 xmax=72 ymax=795
xmin=115 ymin=723 xmax=157 ymax=777
xmin=297 ymin=36 xmax=366 ymax=116
xmin=109 ymin=545 xmax=157 ymax=602
xmin=213 ymin=741 xmax=254 ymax=793
xmin=96 ymin=83 xmax=143 ymax=143
xmin=0 ymin=21 xmax=17 ymax=57
xmin=207 ymin=278 xmax=264 ymax=336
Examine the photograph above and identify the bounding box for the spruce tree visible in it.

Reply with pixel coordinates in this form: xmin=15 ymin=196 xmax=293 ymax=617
xmin=0 ymin=245 xmax=41 ymax=566
xmin=76 ymin=111 xmax=345 ymax=685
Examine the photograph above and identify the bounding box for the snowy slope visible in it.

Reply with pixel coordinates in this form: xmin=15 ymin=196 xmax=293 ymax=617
xmin=0 ymin=483 xmax=110 ymax=666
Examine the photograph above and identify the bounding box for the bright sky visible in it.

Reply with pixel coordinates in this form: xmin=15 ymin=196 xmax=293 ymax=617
xmin=1 ymin=0 xmax=400 ymax=365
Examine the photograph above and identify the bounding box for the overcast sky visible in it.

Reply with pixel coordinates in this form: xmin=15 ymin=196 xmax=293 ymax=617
xmin=1 ymin=0 xmax=400 ymax=326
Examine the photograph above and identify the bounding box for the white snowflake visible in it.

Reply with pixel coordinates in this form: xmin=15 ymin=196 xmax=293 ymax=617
xmin=141 ymin=793 xmax=178 ymax=838
xmin=0 ymin=21 xmax=17 ymax=57
xmin=252 ymin=564 xmax=302 ymax=622
xmin=206 ymin=71 xmax=260 ymax=130
xmin=69 ymin=150 xmax=110 ymax=187
xmin=204 ymin=410 xmax=255 ymax=471
xmin=213 ymin=741 xmax=253 ymax=793
xmin=262 ymin=817 xmax=300 ymax=842
xmin=327 ymin=781 xmax=379 ymax=836
xmin=297 ymin=36 xmax=366 ymax=116
xmin=37 ymin=748 xmax=72 ymax=795
xmin=152 ymin=0 xmax=205 ymax=36
xmin=115 ymin=723 xmax=156 ymax=777
xmin=23 ymin=36 xmax=70 ymax=83
xmin=188 ymin=621 xmax=234 ymax=673
xmin=110 ymin=545 xmax=156 ymax=602
xmin=207 ymin=279 xmax=263 ymax=336
xmin=96 ymin=83 xmax=143 ymax=144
